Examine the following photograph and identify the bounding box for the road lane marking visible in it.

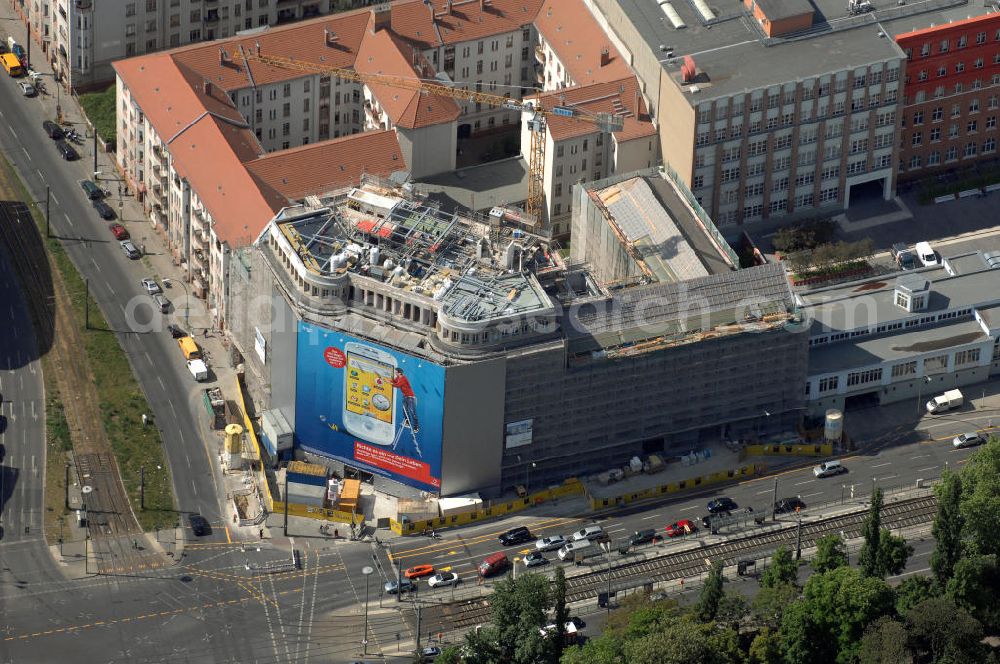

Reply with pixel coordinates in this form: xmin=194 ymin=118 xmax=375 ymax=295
xmin=802 ymin=492 xmax=823 ymax=498
xmin=910 ymin=454 xmax=930 ymax=460
xmin=870 ymin=462 xmax=892 ymax=468
xmin=793 ymin=479 xmax=815 ymax=486
xmin=640 ymin=514 xmax=660 ymax=520
xmin=678 ymin=505 xmax=698 ymax=511
xmin=51 ymin=192 xmax=59 ymax=206
xmin=915 ymin=466 xmax=938 ymax=473
xmin=22 ymin=147 xmax=31 ymax=161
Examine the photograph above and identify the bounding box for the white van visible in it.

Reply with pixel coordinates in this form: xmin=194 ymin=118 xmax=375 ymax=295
xmin=914 ymin=241 xmax=939 ymax=267
xmin=557 ymin=540 xmax=598 ymax=562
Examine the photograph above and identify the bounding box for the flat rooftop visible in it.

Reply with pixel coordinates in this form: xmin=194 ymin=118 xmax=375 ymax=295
xmin=808 ymin=318 xmax=986 ymax=374
xmin=799 ymin=254 xmax=1000 ymax=335
xmin=274 ymin=186 xmax=555 ymax=323
xmin=612 ymin=0 xmax=982 ymax=103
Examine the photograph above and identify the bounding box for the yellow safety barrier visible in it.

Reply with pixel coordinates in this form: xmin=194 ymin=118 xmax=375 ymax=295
xmin=744 ymin=443 xmax=832 ymax=458
xmin=235 ymin=376 xmax=274 ymax=513
xmin=270 ymin=501 xmax=364 ymax=525
xmin=585 ymin=464 xmax=766 ymax=511
xmin=393 ymin=479 xmax=585 ymax=536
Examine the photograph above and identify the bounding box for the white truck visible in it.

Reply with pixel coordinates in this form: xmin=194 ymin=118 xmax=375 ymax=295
xmin=926 ymin=388 xmax=963 ymax=414
xmin=186 ymin=359 xmax=209 ymax=382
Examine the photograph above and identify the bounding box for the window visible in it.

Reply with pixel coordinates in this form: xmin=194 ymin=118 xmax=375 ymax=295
xmin=721 ymin=167 xmax=740 ymax=182
xmin=952 ymin=104 xmax=961 ymax=118
xmin=970 ymin=99 xmax=980 ymax=113
xmin=745 ymin=182 xmax=764 ymax=197
xmin=968 ymin=119 xmax=978 ymax=133
xmin=891 ymin=361 xmax=917 ymax=379
xmin=769 ymin=198 xmax=788 ymax=213
xmin=988 ymin=116 xmax=997 ymax=129
xmin=949 ymin=124 xmax=959 ymax=138
xmin=911 ymin=132 xmax=922 ymax=146
xmin=818 ymin=376 xmax=839 ymax=393
xmin=928 ymin=151 xmax=940 ymax=165
xmin=909 ymin=155 xmax=921 ymax=169
xmin=820 ymin=187 xmax=839 ymax=202
xmin=985 ymin=137 xmax=997 ymax=153
xmin=795 ymin=172 xmax=815 ymax=186
xmin=940 ymin=39 xmax=950 ymax=52
xmin=925 ymin=355 xmax=949 ymax=372
xmin=692 ymin=175 xmax=704 ymax=189
xmin=966 ymin=141 xmax=978 ymax=157
xmin=912 ymin=111 xmax=923 ymax=125
xmin=930 ymin=127 xmax=941 ymax=141
xmin=977 ymin=31 xmax=987 ymax=45
xmin=126 ymin=2 xmax=135 ymax=15
xmin=956 ymin=62 xmax=966 ymax=73
xmin=932 ymin=106 xmax=943 ymax=122
xmin=847 ymin=368 xmax=883 ymax=387
xmin=772 ymin=177 xmax=789 ymax=192
xmin=958 ymin=35 xmax=968 ymax=48
xmin=946 ymin=146 xmax=958 ymax=161
xmin=795 ymin=192 xmax=814 ymax=207
xmin=821 ymin=165 xmax=840 ymax=180
xmin=954 ymin=348 xmax=981 ymax=366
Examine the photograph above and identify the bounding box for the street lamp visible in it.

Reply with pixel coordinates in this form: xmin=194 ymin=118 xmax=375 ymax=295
xmin=362 ymin=565 xmax=374 ymax=656
xmin=162 ymin=278 xmax=190 ymax=327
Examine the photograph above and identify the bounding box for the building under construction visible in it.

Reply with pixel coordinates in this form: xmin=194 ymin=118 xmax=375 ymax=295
xmin=229 ymin=171 xmax=808 ymax=498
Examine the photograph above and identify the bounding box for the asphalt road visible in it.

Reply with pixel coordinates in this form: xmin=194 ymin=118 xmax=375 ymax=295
xmin=0 ymin=73 xmax=223 ymax=527
xmin=387 ymin=411 xmax=985 ymax=590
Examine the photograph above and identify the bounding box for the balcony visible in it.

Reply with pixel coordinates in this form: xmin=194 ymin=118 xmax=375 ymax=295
xmin=536 ymin=69 xmax=545 ymax=85
xmin=203 ymin=10 xmax=220 ymax=24
xmin=534 ymin=45 xmax=546 ymax=65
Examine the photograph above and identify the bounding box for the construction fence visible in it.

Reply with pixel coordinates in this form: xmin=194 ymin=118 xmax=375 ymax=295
xmin=389 ymin=480 xmax=585 ymax=535
xmin=235 ymin=376 xmax=363 ymax=527
xmin=586 ymin=464 xmax=767 ymax=511
xmin=743 ymin=443 xmax=833 ymax=458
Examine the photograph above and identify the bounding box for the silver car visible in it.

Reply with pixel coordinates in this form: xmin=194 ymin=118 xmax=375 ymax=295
xmin=535 ymin=535 xmax=567 ymax=552
xmin=953 ymin=432 xmax=984 ymax=448
xmin=152 ymin=294 xmax=171 ymax=313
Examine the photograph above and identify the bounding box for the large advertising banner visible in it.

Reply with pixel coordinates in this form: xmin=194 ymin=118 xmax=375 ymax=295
xmin=294 ymin=322 xmax=445 ymax=492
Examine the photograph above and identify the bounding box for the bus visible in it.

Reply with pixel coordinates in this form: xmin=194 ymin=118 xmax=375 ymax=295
xmin=1 ymin=53 xmax=23 ymax=77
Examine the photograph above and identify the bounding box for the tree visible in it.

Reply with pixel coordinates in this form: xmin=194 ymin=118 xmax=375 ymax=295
xmin=857 ymin=616 xmax=910 ymax=664
xmin=560 ymin=634 xmax=622 ymax=664
xmin=859 ymin=488 xmax=884 ymax=577
xmin=750 ymin=581 xmax=800 ymax=629
xmin=621 ymin=615 xmax=742 ymax=664
xmin=552 ymin=566 xmax=568 ymax=658
xmin=958 ymin=435 xmax=1000 ymax=557
xmin=697 ymin=559 xmax=725 ymax=621
xmin=714 ymin=591 xmax=749 ymax=634
xmin=760 ymin=546 xmax=799 ymax=588
xmin=432 ymin=645 xmax=463 ymax=664
xmin=812 ymin=534 xmax=849 ymax=573
xmin=946 ymin=553 xmax=1000 ymax=632
xmin=779 ymin=567 xmax=896 ymax=664
xmin=464 ymin=573 xmax=554 ymax=664
xmin=748 ymin=627 xmax=783 ymax=664
xmin=877 ymin=529 xmax=913 ymax=576
xmin=932 ymin=468 xmax=965 ymax=586
xmin=894 ymin=575 xmax=937 ymax=616
xmin=905 ymin=596 xmax=987 ymax=663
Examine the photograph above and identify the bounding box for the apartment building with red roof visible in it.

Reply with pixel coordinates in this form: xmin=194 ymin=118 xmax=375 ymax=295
xmin=113 ymin=0 xmax=654 ymax=327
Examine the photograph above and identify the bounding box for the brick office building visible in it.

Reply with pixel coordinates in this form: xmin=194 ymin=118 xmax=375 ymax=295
xmin=896 ymin=13 xmax=1000 ymax=181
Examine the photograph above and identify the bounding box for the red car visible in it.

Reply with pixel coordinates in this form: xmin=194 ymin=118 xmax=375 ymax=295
xmin=109 ymin=223 xmax=129 ymax=240
xmin=665 ymin=519 xmax=696 ymax=538
xmin=404 ymin=564 xmax=435 ymax=579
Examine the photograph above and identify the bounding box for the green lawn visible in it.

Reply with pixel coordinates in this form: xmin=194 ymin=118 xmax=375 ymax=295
xmin=78 ymin=85 xmax=116 ymax=145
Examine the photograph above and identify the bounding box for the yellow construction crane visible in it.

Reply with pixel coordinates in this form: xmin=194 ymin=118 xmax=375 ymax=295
xmin=222 ymin=45 xmax=624 ymax=226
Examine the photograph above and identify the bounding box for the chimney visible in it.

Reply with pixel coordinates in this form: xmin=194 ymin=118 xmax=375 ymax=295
xmin=600 ymin=48 xmax=611 ymax=67
xmin=481 ymin=0 xmax=492 ymax=9
xmin=373 ymin=4 xmax=392 ymax=32
xmin=219 ymin=48 xmax=229 ymax=66
xmin=204 ymin=80 xmax=213 ymax=97
xmin=325 ymin=28 xmax=338 ymax=46
xmin=446 ymin=0 xmax=453 ymax=14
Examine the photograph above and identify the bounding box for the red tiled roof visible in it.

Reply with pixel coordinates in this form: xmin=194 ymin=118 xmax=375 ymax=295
xmin=531 ymin=76 xmax=656 ymax=142
xmin=170 ymin=10 xmax=373 ymax=90
xmin=391 ymin=0 xmax=546 ymax=49
xmin=169 ymin=114 xmax=284 ymax=246
xmin=246 ymin=130 xmax=406 ymax=201
xmin=534 ymin=0 xmax=630 ymax=86
xmin=355 ymin=28 xmax=461 ymax=129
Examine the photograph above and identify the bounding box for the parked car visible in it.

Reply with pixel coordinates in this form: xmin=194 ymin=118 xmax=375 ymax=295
xmin=571 ymin=525 xmax=604 ymax=542
xmin=774 ymin=497 xmax=807 ymax=514
xmin=891 ymin=243 xmax=916 ymax=270
xmin=55 ymin=140 xmax=78 ymax=160
xmin=915 ymin=241 xmax=939 ymax=267
xmin=42 ymin=120 xmax=63 ymax=140
xmin=629 ymin=529 xmax=658 ymax=546
xmin=813 ymin=460 xmax=847 ymax=477
xmin=523 ymin=551 xmax=547 ymax=567
xmin=141 ymin=278 xmax=162 ymax=295
xmin=383 ymin=579 xmax=415 ymax=594
xmin=535 ymin=535 xmax=567 ymax=552
xmin=80 ymin=179 xmax=103 ymax=200
xmin=665 ymin=519 xmax=696 ymax=537
xmin=953 ymin=432 xmax=985 ymax=448
xmin=17 ymin=80 xmax=35 ymax=96
xmin=404 ymin=564 xmax=435 ymax=579
xmin=108 ymin=223 xmax=129 ymax=240
xmin=167 ymin=324 xmax=187 ymax=339
xmin=702 ymin=511 xmax=729 ymax=528
xmin=152 ymin=294 xmax=171 ymax=313
xmin=419 ymin=646 xmax=442 ymax=663
xmin=427 ymin=572 xmax=460 ymax=588
xmin=120 ymin=240 xmax=141 ymax=259
xmin=92 ymin=199 xmax=116 ymax=220
xmin=498 ymin=526 xmax=533 ymax=546
xmin=478 ymin=552 xmax=510 ymax=577
xmin=188 ymin=514 xmax=210 ymax=537
xmin=707 ymin=497 xmax=739 ymax=513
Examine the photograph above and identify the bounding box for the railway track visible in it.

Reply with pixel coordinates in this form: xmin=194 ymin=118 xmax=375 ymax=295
xmin=422 ymin=494 xmax=939 ymax=634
